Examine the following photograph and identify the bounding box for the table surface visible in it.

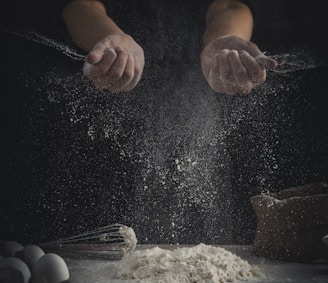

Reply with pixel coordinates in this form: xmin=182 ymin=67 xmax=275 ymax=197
xmin=59 ymin=245 xmax=328 ymax=283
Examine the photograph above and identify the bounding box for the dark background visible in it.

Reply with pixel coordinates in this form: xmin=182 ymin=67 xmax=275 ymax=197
xmin=1 ymin=0 xmax=327 ymax=245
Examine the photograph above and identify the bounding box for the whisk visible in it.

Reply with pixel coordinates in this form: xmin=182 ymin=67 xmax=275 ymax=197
xmin=39 ymin=224 xmax=137 ymax=260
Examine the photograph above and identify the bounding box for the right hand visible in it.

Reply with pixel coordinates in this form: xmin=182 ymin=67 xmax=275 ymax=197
xmin=200 ymin=35 xmax=278 ymax=95
xmin=83 ymin=33 xmax=145 ymax=93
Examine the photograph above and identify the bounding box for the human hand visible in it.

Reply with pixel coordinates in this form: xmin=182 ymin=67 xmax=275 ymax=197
xmin=200 ymin=35 xmax=278 ymax=94
xmin=83 ymin=33 xmax=144 ymax=93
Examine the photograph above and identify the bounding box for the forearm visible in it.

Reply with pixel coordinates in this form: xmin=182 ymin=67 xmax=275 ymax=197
xmin=63 ymin=0 xmax=123 ymax=51
xmin=203 ymin=0 xmax=253 ymax=46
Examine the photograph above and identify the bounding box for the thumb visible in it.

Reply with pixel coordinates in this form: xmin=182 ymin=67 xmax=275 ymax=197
xmin=85 ymin=42 xmax=111 ymax=64
xmin=255 ymin=54 xmax=278 ymax=70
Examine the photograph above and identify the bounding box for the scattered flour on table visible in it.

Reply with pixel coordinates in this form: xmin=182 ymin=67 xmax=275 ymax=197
xmin=113 ymin=243 xmax=260 ymax=283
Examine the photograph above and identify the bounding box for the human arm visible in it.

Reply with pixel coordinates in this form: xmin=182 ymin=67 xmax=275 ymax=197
xmin=200 ymin=0 xmax=277 ymax=94
xmin=63 ymin=0 xmax=144 ymax=92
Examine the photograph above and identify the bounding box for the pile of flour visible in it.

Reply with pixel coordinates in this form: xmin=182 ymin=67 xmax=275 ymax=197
xmin=113 ymin=243 xmax=259 ymax=283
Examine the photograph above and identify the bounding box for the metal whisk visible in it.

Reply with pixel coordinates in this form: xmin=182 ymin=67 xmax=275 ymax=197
xmin=39 ymin=224 xmax=137 ymax=260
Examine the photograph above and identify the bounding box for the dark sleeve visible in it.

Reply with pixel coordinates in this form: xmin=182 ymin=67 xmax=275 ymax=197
xmin=1 ymin=0 xmax=81 ymax=45
xmin=1 ymin=0 xmax=72 ymax=32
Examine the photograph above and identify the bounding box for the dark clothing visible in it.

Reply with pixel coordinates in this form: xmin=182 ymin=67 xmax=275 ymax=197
xmin=2 ymin=0 xmax=325 ymax=59
xmin=100 ymin=0 xmax=212 ymax=63
xmin=2 ymin=0 xmax=212 ymax=63
xmin=248 ymin=0 xmax=325 ymax=50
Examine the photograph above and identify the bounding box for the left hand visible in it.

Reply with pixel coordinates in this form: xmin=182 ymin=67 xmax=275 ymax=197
xmin=83 ymin=32 xmax=144 ymax=93
xmin=200 ymin=35 xmax=278 ymax=95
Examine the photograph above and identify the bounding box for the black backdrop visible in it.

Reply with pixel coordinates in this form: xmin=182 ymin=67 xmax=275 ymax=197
xmin=1 ymin=0 xmax=327 ymax=245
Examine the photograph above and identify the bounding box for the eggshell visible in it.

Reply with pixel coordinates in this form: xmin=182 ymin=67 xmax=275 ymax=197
xmin=32 ymin=253 xmax=70 ymax=283
xmin=15 ymin=245 xmax=45 ymax=270
xmin=0 ymin=257 xmax=31 ymax=283
xmin=0 ymin=240 xmax=24 ymax=257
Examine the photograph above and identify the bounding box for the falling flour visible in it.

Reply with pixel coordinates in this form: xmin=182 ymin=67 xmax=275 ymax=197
xmin=113 ymin=243 xmax=260 ymax=283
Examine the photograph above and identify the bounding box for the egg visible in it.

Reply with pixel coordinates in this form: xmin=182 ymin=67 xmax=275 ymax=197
xmin=15 ymin=245 xmax=45 ymax=269
xmin=0 ymin=257 xmax=31 ymax=283
xmin=0 ymin=240 xmax=24 ymax=257
xmin=32 ymin=253 xmax=70 ymax=283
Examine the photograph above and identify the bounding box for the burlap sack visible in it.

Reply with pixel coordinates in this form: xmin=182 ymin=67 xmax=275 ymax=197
xmin=250 ymin=182 xmax=328 ymax=263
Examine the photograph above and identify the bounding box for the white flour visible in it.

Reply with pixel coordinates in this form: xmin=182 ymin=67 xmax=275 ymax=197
xmin=114 ymin=243 xmax=260 ymax=283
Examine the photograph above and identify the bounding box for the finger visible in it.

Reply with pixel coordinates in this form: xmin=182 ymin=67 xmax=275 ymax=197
xmin=255 ymin=54 xmax=278 ymax=70
xmin=106 ymin=49 xmax=129 ymax=84
xmin=218 ymin=50 xmax=238 ymax=94
xmin=120 ymin=55 xmax=144 ymax=92
xmin=93 ymin=77 xmax=107 ymax=89
xmin=245 ymin=41 xmax=261 ymax=53
xmin=82 ymin=63 xmax=110 ymax=90
xmin=83 ymin=61 xmax=97 ymax=78
xmin=202 ymin=52 xmax=226 ymax=93
xmin=227 ymin=50 xmax=252 ymax=93
xmin=86 ymin=42 xmax=111 ymax=64
xmin=82 ymin=62 xmax=107 ymax=89
xmin=111 ymin=56 xmax=135 ymax=92
xmin=92 ymin=48 xmax=117 ymax=76
xmin=240 ymin=50 xmax=266 ymax=84
xmin=244 ymin=41 xmax=278 ymax=70
xmin=83 ymin=48 xmax=117 ymax=78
